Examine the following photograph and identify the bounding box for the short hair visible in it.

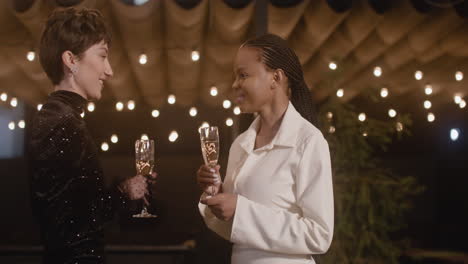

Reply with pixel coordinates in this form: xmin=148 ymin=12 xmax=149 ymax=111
xmin=243 ymin=34 xmax=318 ymax=127
xmin=39 ymin=7 xmax=111 ymax=85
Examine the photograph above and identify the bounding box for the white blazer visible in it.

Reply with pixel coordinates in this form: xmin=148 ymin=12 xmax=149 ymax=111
xmin=199 ymin=102 xmax=334 ymax=264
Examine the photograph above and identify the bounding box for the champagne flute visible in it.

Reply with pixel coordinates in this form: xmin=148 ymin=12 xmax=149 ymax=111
xmin=199 ymin=126 xmax=220 ymax=196
xmin=133 ymin=139 xmax=157 ymax=218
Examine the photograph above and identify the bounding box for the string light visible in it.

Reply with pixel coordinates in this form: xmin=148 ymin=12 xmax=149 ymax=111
xmin=210 ymin=86 xmax=218 ymax=96
xmin=116 ymin=102 xmax=124 ymax=111
xmin=388 ymin=109 xmax=397 ymax=118
xmin=362 ymin=131 xmax=368 ymax=137
xmin=454 ymin=95 xmax=462 ymax=104
xmin=127 ymin=100 xmax=135 ymax=110
xmin=18 ymin=120 xmax=25 ymax=129
xmin=111 ymin=134 xmax=118 ymax=143
xmin=10 ymin=97 xmax=18 ymax=107
xmin=141 ymin=134 xmax=149 ymax=140
xmin=139 ymin=54 xmax=147 ymax=65
xmin=151 ymin=109 xmax=160 ymax=118
xmin=336 ymin=89 xmax=344 ymax=97
xmin=328 ymin=126 xmax=335 ymax=134
xmin=37 ymin=104 xmax=43 ymax=111
xmin=223 ymin=100 xmax=232 ymax=109
xmin=101 ymin=142 xmax=109 ymax=151
xmin=358 ymin=113 xmax=366 ymax=122
xmin=0 ymin=93 xmax=7 ymax=101
xmin=27 ymin=51 xmax=35 ymax=61
xmin=424 ymin=84 xmax=433 ymax=95
xmin=189 ymin=107 xmax=197 ymax=117
xmin=191 ymin=51 xmax=200 ymax=61
xmin=168 ymin=94 xmax=176 ymax=104
xmin=380 ymin=88 xmax=388 ymax=98
xmin=8 ymin=121 xmax=15 ymax=130
xmin=459 ymin=100 xmax=466 ymax=109
xmin=424 ymin=100 xmax=432 ymax=109
xmin=455 ymin=71 xmax=463 ymax=81
xmin=373 ymin=66 xmax=382 ymax=77
xmin=450 ymin=128 xmax=460 ymax=141
xmin=233 ymin=106 xmax=241 ymax=115
xmin=80 ymin=111 xmax=85 ymax=118
xmin=87 ymin=102 xmax=95 ymax=112
xmin=414 ymin=70 xmax=423 ymax=80
xmin=326 ymin=112 xmax=333 ymax=120
xmin=329 ymin=61 xmax=337 ymax=70
xmin=226 ymin=118 xmax=234 ymax=127
xmin=169 ymin=131 xmax=179 ymax=142
xmin=427 ymin=113 xmax=435 ymax=122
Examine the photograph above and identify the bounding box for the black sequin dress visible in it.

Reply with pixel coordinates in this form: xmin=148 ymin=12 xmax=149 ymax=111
xmin=29 ymin=90 xmax=127 ymax=264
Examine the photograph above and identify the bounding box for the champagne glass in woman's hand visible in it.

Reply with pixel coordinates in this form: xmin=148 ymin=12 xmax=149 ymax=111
xmin=133 ymin=139 xmax=157 ymax=218
xmin=199 ymin=126 xmax=221 ymax=196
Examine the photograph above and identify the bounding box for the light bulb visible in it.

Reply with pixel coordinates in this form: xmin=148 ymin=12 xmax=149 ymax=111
xmin=189 ymin=107 xmax=197 ymax=117
xmin=127 ymin=100 xmax=135 ymax=110
xmin=358 ymin=113 xmax=366 ymax=122
xmin=111 ymin=134 xmax=118 ymax=143
xmin=427 ymin=113 xmax=435 ymax=122
xmin=139 ymin=54 xmax=147 ymax=65
xmin=169 ymin=131 xmax=179 ymax=142
xmin=8 ymin=121 xmax=15 ymax=130
xmin=424 ymin=84 xmax=433 ymax=95
xmin=336 ymin=89 xmax=344 ymax=97
xmin=18 ymin=120 xmax=25 ymax=129
xmin=455 ymin=71 xmax=463 ymax=81
xmin=151 ymin=109 xmax=160 ymax=118
xmin=210 ymin=86 xmax=218 ymax=96
xmin=10 ymin=97 xmax=18 ymax=107
xmin=191 ymin=51 xmax=200 ymax=61
xmin=168 ymin=94 xmax=176 ymax=104
xmin=380 ymin=88 xmax=388 ymax=98
xmin=101 ymin=142 xmax=109 ymax=151
xmin=116 ymin=102 xmax=124 ymax=111
xmin=233 ymin=106 xmax=241 ymax=115
xmin=226 ymin=118 xmax=234 ymax=127
xmin=329 ymin=62 xmax=337 ymax=70
xmin=87 ymin=102 xmax=95 ymax=112
xmin=414 ymin=70 xmax=423 ymax=80
xmin=450 ymin=128 xmax=460 ymax=141
xmin=373 ymin=66 xmax=382 ymax=77
xmin=424 ymin=100 xmax=432 ymax=109
xmin=27 ymin=51 xmax=35 ymax=61
xmin=388 ymin=109 xmax=397 ymax=118
xmin=223 ymin=100 xmax=232 ymax=109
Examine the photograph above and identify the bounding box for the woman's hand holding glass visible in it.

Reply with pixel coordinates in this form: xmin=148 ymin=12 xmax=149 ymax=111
xmin=197 ymin=164 xmax=222 ymax=196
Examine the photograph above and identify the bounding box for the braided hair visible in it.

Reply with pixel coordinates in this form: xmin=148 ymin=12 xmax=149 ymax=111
xmin=243 ymin=34 xmax=318 ymax=128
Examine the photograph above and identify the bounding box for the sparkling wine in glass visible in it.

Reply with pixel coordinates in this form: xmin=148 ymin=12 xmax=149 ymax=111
xmin=133 ymin=139 xmax=157 ymax=218
xmin=199 ymin=126 xmax=220 ymax=196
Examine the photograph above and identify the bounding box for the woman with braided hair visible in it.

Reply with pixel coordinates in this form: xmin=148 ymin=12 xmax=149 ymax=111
xmin=197 ymin=33 xmax=334 ymax=264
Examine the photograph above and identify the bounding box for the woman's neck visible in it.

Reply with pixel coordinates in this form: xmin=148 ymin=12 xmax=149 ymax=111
xmin=257 ymin=97 xmax=289 ymax=137
xmin=54 ymin=77 xmax=87 ymax=100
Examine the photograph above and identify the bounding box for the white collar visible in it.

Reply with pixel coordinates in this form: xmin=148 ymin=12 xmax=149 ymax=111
xmin=238 ymin=102 xmax=304 ymax=153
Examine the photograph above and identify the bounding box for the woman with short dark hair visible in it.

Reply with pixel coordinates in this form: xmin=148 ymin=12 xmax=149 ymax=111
xmin=29 ymin=7 xmax=152 ymax=264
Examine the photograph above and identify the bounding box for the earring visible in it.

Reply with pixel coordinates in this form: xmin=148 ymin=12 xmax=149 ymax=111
xmin=70 ymin=67 xmax=77 ymax=75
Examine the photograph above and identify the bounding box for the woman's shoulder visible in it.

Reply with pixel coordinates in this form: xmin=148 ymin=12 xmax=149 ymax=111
xmin=294 ymin=117 xmax=329 ymax=155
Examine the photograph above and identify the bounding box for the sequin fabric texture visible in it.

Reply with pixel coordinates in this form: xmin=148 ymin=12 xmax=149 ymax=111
xmin=29 ymin=90 xmax=126 ymax=264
